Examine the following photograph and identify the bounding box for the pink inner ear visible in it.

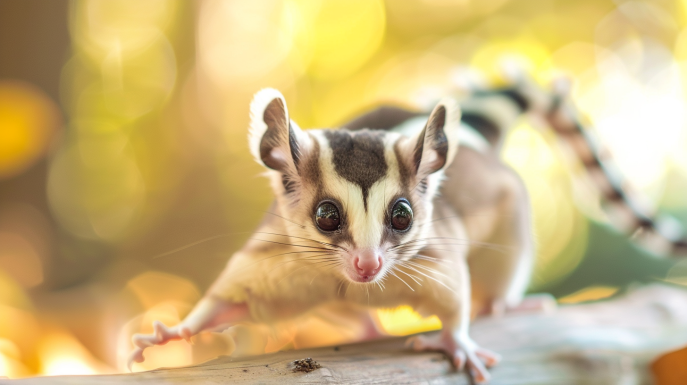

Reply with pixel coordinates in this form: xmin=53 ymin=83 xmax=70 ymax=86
xmin=269 ymin=147 xmax=288 ymax=165
xmin=415 ymin=143 xmax=442 ymax=179
xmin=423 ymin=150 xmax=439 ymax=168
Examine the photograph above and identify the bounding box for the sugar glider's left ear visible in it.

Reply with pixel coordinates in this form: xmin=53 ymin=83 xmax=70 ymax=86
xmin=248 ymin=88 xmax=312 ymax=176
xmin=403 ymin=98 xmax=461 ymax=179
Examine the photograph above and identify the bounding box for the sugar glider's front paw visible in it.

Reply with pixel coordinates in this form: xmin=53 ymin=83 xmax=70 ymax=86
xmin=406 ymin=332 xmax=500 ymax=383
xmin=129 ymin=321 xmax=192 ymax=370
xmin=128 ymin=298 xmax=249 ymax=371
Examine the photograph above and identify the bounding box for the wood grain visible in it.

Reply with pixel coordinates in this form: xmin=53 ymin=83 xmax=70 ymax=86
xmin=4 ymin=284 xmax=687 ymax=384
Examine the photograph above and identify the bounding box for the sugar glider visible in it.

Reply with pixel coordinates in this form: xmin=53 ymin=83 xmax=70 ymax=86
xmin=128 ymin=77 xmax=687 ymax=383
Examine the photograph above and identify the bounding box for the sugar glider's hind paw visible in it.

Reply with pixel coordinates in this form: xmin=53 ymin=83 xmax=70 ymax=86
xmin=508 ymin=293 xmax=556 ymax=314
xmin=484 ymin=293 xmax=557 ymax=318
xmin=128 ymin=321 xmax=193 ymax=371
xmin=406 ymin=332 xmax=499 ymax=384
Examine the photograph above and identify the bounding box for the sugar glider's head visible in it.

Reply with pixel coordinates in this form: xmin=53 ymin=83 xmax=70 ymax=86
xmin=249 ymin=89 xmax=461 ymax=284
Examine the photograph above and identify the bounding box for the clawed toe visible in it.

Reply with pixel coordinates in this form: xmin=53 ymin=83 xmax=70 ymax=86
xmin=476 ymin=348 xmax=501 ymax=367
xmin=453 ymin=350 xmax=467 ymax=370
xmin=405 ymin=333 xmax=497 ymax=384
xmin=405 ymin=335 xmax=427 ymax=350
xmin=128 ymin=322 xmax=188 ymax=371
xmin=127 ymin=347 xmax=144 ymax=371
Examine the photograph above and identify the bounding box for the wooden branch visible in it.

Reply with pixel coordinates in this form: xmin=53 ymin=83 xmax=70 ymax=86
xmin=5 ymin=284 xmax=687 ymax=384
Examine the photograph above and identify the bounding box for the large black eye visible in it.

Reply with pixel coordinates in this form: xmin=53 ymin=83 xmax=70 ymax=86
xmin=391 ymin=200 xmax=413 ymax=231
xmin=315 ymin=202 xmax=340 ymax=232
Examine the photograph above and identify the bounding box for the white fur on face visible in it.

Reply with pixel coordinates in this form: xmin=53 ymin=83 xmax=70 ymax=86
xmin=312 ymin=132 xmax=411 ymax=250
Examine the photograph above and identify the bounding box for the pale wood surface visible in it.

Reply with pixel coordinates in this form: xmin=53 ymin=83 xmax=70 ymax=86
xmin=4 ymin=284 xmax=687 ymax=384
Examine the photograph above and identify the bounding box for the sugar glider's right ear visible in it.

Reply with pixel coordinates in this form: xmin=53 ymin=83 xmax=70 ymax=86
xmin=249 ymin=89 xmax=312 ymax=175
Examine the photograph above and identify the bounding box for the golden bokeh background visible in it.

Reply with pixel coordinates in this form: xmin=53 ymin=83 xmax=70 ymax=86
xmin=1 ymin=0 xmax=687 ymax=377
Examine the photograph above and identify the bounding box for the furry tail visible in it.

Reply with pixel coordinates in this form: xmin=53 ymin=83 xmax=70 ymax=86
xmin=544 ymin=80 xmax=687 ymax=257
xmin=461 ymin=74 xmax=687 ymax=257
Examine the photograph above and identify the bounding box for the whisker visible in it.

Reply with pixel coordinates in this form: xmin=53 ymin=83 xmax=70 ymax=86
xmin=391 ymin=236 xmax=508 ymax=247
xmin=309 ymin=262 xmax=342 ymax=285
xmin=388 ymin=269 xmax=414 ymax=291
xmin=378 ymin=279 xmax=386 ymax=292
xmin=408 ymin=254 xmax=457 ymax=266
xmin=395 ymin=247 xmax=466 ymax=255
xmin=227 ymin=250 xmax=340 ymax=279
xmin=393 ymin=261 xmax=456 ymax=294
xmin=269 ymin=254 xmax=340 ymax=270
xmin=412 ymin=213 xmax=518 ymax=231
xmin=403 ymin=260 xmax=452 ymax=279
xmin=253 ymin=231 xmax=347 ymax=251
xmin=151 ymin=233 xmax=239 ymax=259
xmin=269 ymin=250 xmax=339 ymax=258
xmin=250 ymin=238 xmax=336 ymax=251
xmin=377 ymin=278 xmax=386 ymax=290
xmin=262 ymin=211 xmax=308 ymax=229
xmin=392 ymin=264 xmax=424 ymax=285
xmin=392 ymin=241 xmax=508 ymax=254
xmin=275 ymin=264 xmax=313 ymax=286
xmin=275 ymin=257 xmax=344 ymax=286
xmin=151 ymin=227 xmax=347 ymax=260
xmin=413 ymin=215 xmax=463 ymax=227
xmin=394 ymin=236 xmax=472 ymax=243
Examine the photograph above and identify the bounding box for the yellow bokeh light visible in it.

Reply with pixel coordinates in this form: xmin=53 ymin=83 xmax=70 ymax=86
xmin=70 ymin=0 xmax=177 ymax=61
xmin=471 ymin=39 xmax=552 ymax=82
xmin=198 ymin=0 xmax=299 ymax=85
xmin=47 ymin=130 xmax=145 ymax=241
xmin=43 ymin=357 xmax=97 ymax=376
xmin=368 ymin=52 xmax=459 ymax=109
xmin=126 ymin=271 xmax=200 ymax=310
xmin=0 ymin=339 xmax=29 ymax=378
xmin=303 ymin=0 xmax=386 ymax=80
xmin=38 ymin=332 xmax=111 ymax=376
xmin=503 ymin=125 xmax=589 ymax=289
xmin=4 ymin=0 xmax=687 ymax=377
xmin=557 ymin=286 xmax=619 ymax=305
xmin=0 ymin=81 xmax=60 ymax=180
xmin=376 ymin=306 xmax=442 ymax=336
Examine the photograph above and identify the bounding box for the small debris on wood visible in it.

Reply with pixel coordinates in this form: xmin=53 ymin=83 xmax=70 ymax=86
xmin=292 ymin=357 xmax=322 ymax=373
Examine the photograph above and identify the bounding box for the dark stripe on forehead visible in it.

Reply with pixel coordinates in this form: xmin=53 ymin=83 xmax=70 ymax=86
xmin=323 ymin=129 xmax=388 ymax=211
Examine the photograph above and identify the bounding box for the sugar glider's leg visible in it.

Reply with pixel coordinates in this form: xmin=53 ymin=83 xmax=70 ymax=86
xmin=128 ymin=296 xmax=249 ymax=370
xmin=403 ymin=255 xmax=498 ymax=384
xmin=465 ymin=166 xmax=554 ymax=318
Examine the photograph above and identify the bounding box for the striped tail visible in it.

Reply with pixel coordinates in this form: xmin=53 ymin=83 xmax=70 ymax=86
xmin=460 ymin=77 xmax=687 ymax=257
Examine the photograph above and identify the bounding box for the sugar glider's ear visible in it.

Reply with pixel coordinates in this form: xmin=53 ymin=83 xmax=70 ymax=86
xmin=249 ymin=88 xmax=311 ymax=175
xmin=402 ymin=98 xmax=461 ymax=179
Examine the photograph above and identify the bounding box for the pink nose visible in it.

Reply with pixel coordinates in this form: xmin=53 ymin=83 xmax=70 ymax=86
xmin=354 ymin=253 xmax=382 ymax=276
